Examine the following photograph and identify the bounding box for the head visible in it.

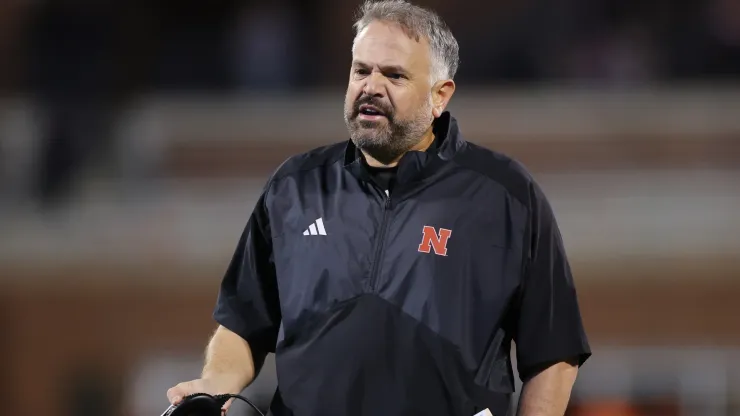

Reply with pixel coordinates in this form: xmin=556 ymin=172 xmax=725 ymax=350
xmin=343 ymin=0 xmax=459 ymax=165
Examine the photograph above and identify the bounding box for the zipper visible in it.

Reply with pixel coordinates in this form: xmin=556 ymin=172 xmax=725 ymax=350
xmin=368 ymin=193 xmax=392 ymax=291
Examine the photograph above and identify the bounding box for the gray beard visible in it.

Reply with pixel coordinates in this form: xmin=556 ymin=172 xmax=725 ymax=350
xmin=344 ymin=110 xmax=432 ymax=165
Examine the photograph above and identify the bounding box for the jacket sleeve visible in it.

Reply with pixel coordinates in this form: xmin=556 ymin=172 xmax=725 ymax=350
xmin=514 ymin=179 xmax=591 ymax=380
xmin=212 ymin=182 xmax=281 ymax=360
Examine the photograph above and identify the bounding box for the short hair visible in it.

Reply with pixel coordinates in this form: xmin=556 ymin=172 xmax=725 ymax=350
xmin=352 ymin=0 xmax=460 ymax=82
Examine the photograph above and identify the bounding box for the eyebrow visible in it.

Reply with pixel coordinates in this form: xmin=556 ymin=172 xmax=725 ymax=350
xmin=352 ymin=60 xmax=410 ymax=75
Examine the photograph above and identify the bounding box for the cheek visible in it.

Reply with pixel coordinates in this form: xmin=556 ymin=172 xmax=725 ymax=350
xmin=344 ymin=93 xmax=355 ymax=111
xmin=345 ymin=85 xmax=361 ymax=104
xmin=392 ymin=93 xmax=430 ymax=118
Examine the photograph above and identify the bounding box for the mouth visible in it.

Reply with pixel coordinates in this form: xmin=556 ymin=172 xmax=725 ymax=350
xmin=357 ymin=104 xmax=387 ymax=121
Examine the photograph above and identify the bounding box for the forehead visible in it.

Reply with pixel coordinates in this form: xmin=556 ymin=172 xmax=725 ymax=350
xmin=353 ymin=21 xmax=431 ymax=71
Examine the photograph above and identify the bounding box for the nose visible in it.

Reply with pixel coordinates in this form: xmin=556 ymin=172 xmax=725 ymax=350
xmin=362 ymin=72 xmax=385 ymax=97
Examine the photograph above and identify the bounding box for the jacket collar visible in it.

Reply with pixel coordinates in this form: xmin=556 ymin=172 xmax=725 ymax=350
xmin=344 ymin=111 xmax=465 ymax=185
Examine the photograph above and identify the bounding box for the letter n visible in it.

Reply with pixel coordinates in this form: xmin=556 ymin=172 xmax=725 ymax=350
xmin=417 ymin=226 xmax=452 ymax=256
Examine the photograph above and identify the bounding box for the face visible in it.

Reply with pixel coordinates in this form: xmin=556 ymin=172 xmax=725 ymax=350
xmin=344 ymin=21 xmax=453 ymax=165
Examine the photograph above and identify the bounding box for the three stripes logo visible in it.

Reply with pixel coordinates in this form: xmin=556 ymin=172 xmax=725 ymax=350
xmin=303 ymin=217 xmax=327 ymax=236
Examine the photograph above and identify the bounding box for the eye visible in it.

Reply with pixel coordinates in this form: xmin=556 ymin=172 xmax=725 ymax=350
xmin=387 ymin=73 xmax=405 ymax=80
xmin=354 ymin=68 xmax=370 ymax=76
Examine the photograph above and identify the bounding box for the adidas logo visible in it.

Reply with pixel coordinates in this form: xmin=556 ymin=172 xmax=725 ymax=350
xmin=303 ymin=217 xmax=327 ymax=236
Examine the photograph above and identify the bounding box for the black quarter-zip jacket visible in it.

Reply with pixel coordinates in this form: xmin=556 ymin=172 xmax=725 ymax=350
xmin=214 ymin=112 xmax=591 ymax=416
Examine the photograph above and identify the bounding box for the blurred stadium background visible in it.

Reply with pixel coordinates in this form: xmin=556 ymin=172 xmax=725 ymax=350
xmin=0 ymin=0 xmax=739 ymax=415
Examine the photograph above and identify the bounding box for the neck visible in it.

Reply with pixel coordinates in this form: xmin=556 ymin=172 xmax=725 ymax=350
xmin=363 ymin=128 xmax=436 ymax=168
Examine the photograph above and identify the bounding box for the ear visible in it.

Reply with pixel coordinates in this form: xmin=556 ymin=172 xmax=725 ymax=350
xmin=431 ymin=79 xmax=456 ymax=118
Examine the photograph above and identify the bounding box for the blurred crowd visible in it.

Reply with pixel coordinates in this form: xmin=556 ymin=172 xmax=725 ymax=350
xmin=0 ymin=0 xmax=739 ymax=209
xmin=2 ymin=0 xmax=737 ymax=94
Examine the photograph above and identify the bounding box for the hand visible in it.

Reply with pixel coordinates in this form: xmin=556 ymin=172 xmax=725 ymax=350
xmin=166 ymin=377 xmax=241 ymax=414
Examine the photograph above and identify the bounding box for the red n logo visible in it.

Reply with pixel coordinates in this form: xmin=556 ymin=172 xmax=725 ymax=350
xmin=417 ymin=226 xmax=452 ymax=256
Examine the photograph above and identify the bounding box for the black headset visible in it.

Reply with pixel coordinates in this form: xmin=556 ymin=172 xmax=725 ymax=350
xmin=160 ymin=393 xmax=266 ymax=416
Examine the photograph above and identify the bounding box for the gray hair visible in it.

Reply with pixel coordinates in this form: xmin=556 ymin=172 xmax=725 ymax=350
xmin=352 ymin=0 xmax=460 ymax=83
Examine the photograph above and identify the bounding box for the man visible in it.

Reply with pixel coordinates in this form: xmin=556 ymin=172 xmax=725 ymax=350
xmin=167 ymin=1 xmax=591 ymax=415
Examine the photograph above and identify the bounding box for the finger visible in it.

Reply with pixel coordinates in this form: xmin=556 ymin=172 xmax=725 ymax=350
xmin=222 ymin=397 xmax=234 ymax=410
xmin=166 ymin=382 xmax=190 ymax=404
xmin=221 ymin=402 xmax=234 ymax=416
